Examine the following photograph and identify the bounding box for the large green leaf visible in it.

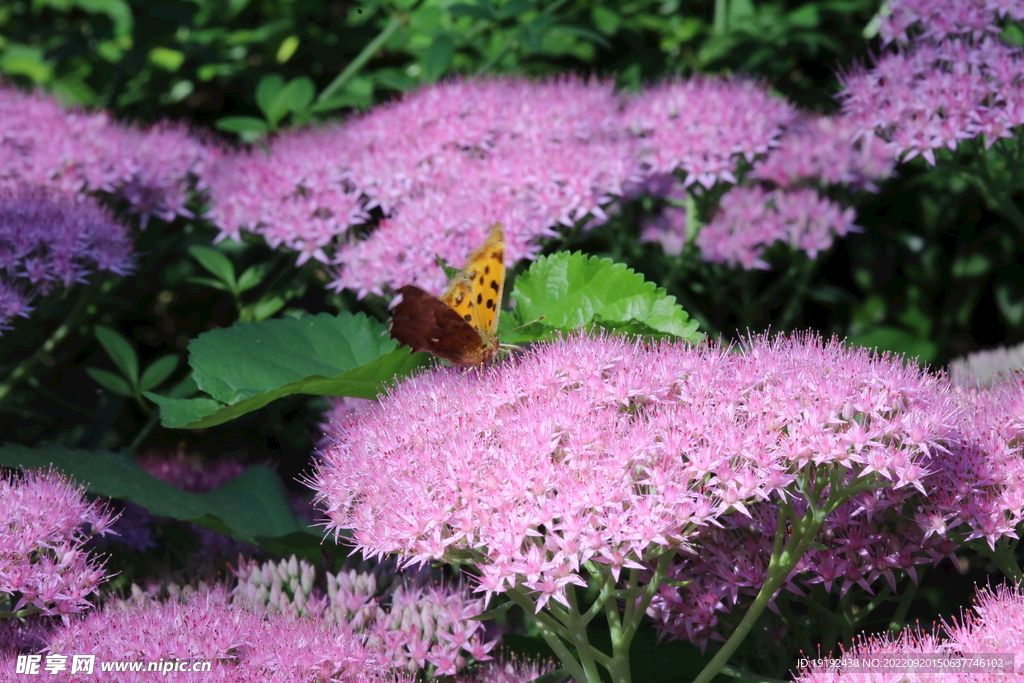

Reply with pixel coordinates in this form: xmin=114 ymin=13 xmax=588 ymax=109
xmin=0 ymin=445 xmax=317 ymax=548
xmin=509 ymin=252 xmax=703 ymax=342
xmin=147 ymin=312 xmax=427 ymax=429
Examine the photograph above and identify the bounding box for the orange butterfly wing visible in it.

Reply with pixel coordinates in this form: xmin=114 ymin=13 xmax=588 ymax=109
xmin=388 ymin=223 xmax=505 ymax=366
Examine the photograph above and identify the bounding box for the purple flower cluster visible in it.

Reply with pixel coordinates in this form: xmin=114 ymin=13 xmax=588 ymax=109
xmin=0 ymin=85 xmax=212 ymax=224
xmin=0 ymin=187 xmax=134 ymax=329
xmin=794 ymin=583 xmax=1024 ymax=682
xmin=650 ymin=377 xmax=1024 ymax=647
xmin=641 ymin=113 xmax=892 ymax=268
xmin=208 ymin=77 xmax=635 ymax=296
xmin=696 ymin=186 xmax=860 ymax=269
xmin=750 ymin=115 xmax=895 ymax=191
xmin=3 ymin=587 xmax=402 ymax=682
xmin=312 ymin=332 xmax=954 ymax=617
xmin=625 ymin=76 xmax=796 ymax=189
xmin=877 ymin=0 xmax=1024 ymax=44
xmin=840 ymin=32 xmax=1024 ymax=164
xmin=0 ymin=469 xmax=115 ymax=617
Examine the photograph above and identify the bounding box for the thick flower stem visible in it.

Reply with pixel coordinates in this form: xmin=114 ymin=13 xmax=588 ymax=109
xmin=504 ymin=586 xmax=591 ymax=683
xmin=691 ymin=467 xmax=867 ymax=683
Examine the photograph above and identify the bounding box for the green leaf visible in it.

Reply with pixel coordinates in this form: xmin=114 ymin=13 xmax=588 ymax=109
xmin=85 ymin=367 xmax=134 ymax=397
xmin=786 ymin=4 xmax=820 ymax=27
xmin=591 ymin=5 xmax=621 ymax=34
xmin=496 ymin=0 xmax=532 ymax=19
xmin=242 ymin=295 xmax=286 ymax=322
xmin=187 ymin=276 xmax=229 ymax=291
xmin=421 ymin=34 xmax=455 ymax=83
xmin=73 ymin=0 xmax=134 ymax=37
xmin=0 ymin=44 xmax=53 ymax=82
xmin=276 ymin=34 xmax=300 ymax=63
xmin=147 ymin=47 xmax=185 ymax=71
xmin=449 ymin=3 xmax=495 ymax=20
xmin=147 ymin=312 xmax=427 ymax=429
xmin=996 ymin=281 xmax=1024 ymax=326
xmin=237 ymin=263 xmax=269 ymax=294
xmin=528 ymin=672 xmax=572 ymax=683
xmin=849 ymin=326 xmax=937 ymax=362
xmin=510 ymin=253 xmax=703 ymax=342
xmin=282 ymin=76 xmax=316 ymax=116
xmin=189 ymin=246 xmax=238 ymax=291
xmin=140 ymin=354 xmax=179 ymax=392
xmin=215 ymin=116 xmax=270 ymax=134
xmin=255 ymin=74 xmax=287 ymax=124
xmin=95 ymin=325 xmax=139 ymax=386
xmin=0 ymin=445 xmax=315 ymax=548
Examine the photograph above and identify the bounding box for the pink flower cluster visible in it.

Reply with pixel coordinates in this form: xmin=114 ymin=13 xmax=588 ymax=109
xmin=751 ymin=115 xmax=895 ymax=190
xmin=650 ymin=378 xmax=1024 ymax=647
xmin=625 ymin=77 xmax=796 ymax=189
xmin=696 ymin=186 xmax=859 ymax=269
xmin=3 ymin=587 xmax=402 ymax=683
xmin=0 ymin=469 xmax=115 ymax=617
xmin=794 ymin=583 xmax=1024 ymax=682
xmin=0 ymin=186 xmax=134 ymax=329
xmin=234 ymin=556 xmax=540 ymax=679
xmin=0 ymin=85 xmax=212 ymax=224
xmin=208 ymin=77 xmax=635 ymax=296
xmin=313 ymin=332 xmax=954 ymax=616
xmin=877 ymin=0 xmax=1024 ymax=44
xmin=840 ymin=35 xmax=1024 ymax=164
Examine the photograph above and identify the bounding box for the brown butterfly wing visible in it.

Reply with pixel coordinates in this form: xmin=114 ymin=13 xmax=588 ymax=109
xmin=388 ymin=285 xmax=493 ymax=366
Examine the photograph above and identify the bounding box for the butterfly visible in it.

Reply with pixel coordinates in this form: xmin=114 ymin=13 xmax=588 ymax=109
xmin=388 ymin=223 xmax=506 ymax=366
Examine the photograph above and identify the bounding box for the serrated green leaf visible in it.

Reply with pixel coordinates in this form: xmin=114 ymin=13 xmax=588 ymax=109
xmin=215 ymin=116 xmax=271 ymax=134
xmin=85 ymin=367 xmax=134 ymax=397
xmin=189 ymin=245 xmax=237 ymax=291
xmin=148 ymin=313 xmax=428 ymax=429
xmin=140 ymin=354 xmax=179 ymax=392
xmin=0 ymin=444 xmax=315 ymax=547
xmin=510 ymin=253 xmax=703 ymax=341
xmin=421 ymin=34 xmax=455 ymax=83
xmin=95 ymin=325 xmax=139 ymax=385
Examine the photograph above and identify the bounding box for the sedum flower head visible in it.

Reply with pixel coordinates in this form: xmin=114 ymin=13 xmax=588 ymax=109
xmin=696 ymin=186 xmax=859 ymax=269
xmin=626 ymin=77 xmax=795 ymax=189
xmin=0 ymin=469 xmax=116 ymax=617
xmin=651 ymin=376 xmax=1024 ymax=648
xmin=751 ymin=115 xmax=896 ymax=190
xmin=839 ymin=37 xmax=1024 ymax=164
xmin=0 ymin=186 xmax=133 ymax=330
xmin=314 ymin=333 xmax=952 ymax=612
xmin=794 ymin=583 xmax=1024 ymax=682
xmin=235 ymin=555 xmax=500 ymax=677
xmin=8 ymin=586 xmax=404 ymax=682
xmin=207 ymin=77 xmax=635 ymax=295
xmin=0 ymin=85 xmax=211 ymax=224
xmin=877 ymin=0 xmax=1024 ymax=44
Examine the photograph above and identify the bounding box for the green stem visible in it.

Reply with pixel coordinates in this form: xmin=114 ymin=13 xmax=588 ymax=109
xmin=0 ymin=286 xmax=98 ymax=404
xmin=565 ymin=583 xmax=605 ymax=681
xmin=126 ymin=409 xmax=162 ymax=454
xmin=503 ymin=586 xmax=589 ymax=682
xmin=691 ymin=485 xmax=843 ymax=683
xmin=316 ymin=16 xmax=404 ymax=104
